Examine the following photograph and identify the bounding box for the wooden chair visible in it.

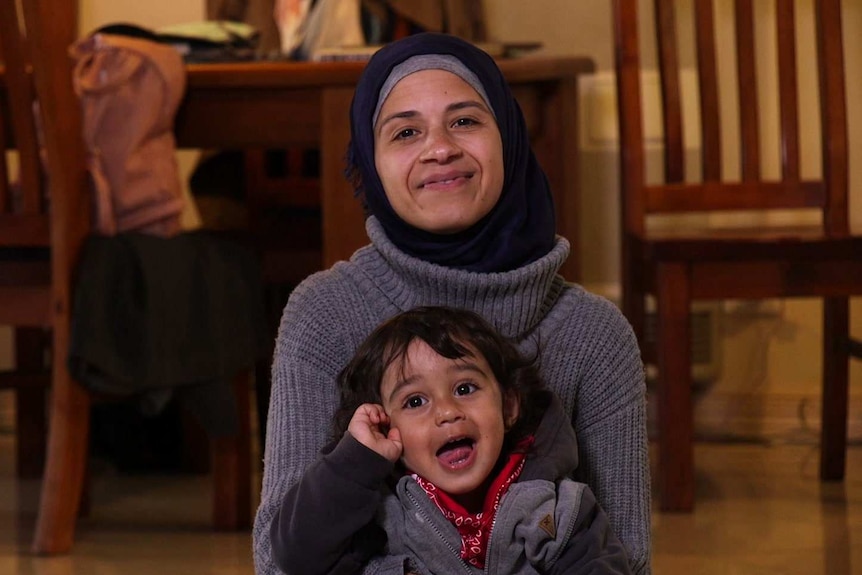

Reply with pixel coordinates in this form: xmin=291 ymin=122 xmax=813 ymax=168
xmin=613 ymin=0 xmax=862 ymax=512
xmin=1 ymin=0 xmax=253 ymax=554
xmin=0 ymin=0 xmax=52 ymax=481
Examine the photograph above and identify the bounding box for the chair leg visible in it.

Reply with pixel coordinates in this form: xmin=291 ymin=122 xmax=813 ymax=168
xmin=656 ymin=262 xmax=695 ymax=512
xmin=31 ymin=364 xmax=91 ymax=555
xmin=621 ymin=237 xmax=646 ymax=347
xmin=14 ymin=327 xmax=48 ymax=478
xmin=15 ymin=385 xmax=47 ymax=478
xmin=821 ymin=296 xmax=849 ymax=481
xmin=212 ymin=370 xmax=252 ymax=530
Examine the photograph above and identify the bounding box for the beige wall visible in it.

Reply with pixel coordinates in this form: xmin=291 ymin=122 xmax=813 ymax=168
xmin=486 ymin=0 xmax=614 ymax=64
xmin=79 ymin=0 xmax=204 ymax=34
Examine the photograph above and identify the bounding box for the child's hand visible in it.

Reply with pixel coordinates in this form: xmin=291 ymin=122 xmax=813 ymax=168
xmin=348 ymin=403 xmax=403 ymax=462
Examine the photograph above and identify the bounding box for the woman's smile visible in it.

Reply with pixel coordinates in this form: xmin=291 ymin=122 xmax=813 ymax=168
xmin=417 ymin=170 xmax=474 ymax=190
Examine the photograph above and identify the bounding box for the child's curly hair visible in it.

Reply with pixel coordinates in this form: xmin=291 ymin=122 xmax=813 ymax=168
xmin=332 ymin=306 xmax=550 ymax=449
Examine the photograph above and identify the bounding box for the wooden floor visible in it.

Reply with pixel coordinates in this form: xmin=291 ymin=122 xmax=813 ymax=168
xmin=1 ymin=431 xmax=861 ymax=574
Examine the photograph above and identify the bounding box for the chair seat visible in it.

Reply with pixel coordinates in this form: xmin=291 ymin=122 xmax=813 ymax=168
xmin=639 ymin=230 xmax=862 ymax=300
xmin=640 ymin=226 xmax=862 ymax=262
xmin=0 ymin=214 xmax=50 ymax=246
xmin=0 ymin=258 xmax=51 ymax=326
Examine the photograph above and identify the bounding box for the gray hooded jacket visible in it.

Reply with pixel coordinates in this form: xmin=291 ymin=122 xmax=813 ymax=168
xmin=271 ymin=393 xmax=631 ymax=575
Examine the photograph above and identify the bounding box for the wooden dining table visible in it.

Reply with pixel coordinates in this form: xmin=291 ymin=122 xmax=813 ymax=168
xmin=176 ymin=56 xmax=595 ymax=281
xmin=2 ymin=55 xmax=594 ymax=281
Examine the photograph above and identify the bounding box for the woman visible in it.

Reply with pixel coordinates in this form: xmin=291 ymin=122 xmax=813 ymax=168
xmin=253 ymin=33 xmax=651 ymax=575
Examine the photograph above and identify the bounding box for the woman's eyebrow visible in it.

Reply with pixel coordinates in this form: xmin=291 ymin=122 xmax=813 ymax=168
xmin=446 ymin=100 xmax=491 ymax=114
xmin=376 ymin=110 xmax=417 ymax=133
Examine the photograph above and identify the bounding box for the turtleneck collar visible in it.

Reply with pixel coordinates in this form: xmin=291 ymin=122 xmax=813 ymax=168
xmin=351 ymin=217 xmax=570 ymax=339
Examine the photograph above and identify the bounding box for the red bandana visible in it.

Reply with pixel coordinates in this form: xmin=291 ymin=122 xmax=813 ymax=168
xmin=411 ymin=437 xmax=534 ymax=569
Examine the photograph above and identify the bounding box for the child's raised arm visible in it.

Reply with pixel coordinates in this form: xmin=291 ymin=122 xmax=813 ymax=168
xmin=348 ymin=403 xmax=403 ymax=463
xmin=269 ymin=427 xmax=396 ymax=575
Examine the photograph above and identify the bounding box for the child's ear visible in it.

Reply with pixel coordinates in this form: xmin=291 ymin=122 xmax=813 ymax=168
xmin=503 ymin=391 xmax=520 ymax=430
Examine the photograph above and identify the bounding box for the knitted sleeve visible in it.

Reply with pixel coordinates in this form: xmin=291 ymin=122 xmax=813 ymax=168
xmin=252 ymin=269 xmax=405 ymax=575
xmin=543 ymin=290 xmax=652 ymax=575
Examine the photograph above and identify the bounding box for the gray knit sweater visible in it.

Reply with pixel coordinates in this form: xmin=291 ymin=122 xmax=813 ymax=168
xmin=253 ymin=217 xmax=651 ymax=575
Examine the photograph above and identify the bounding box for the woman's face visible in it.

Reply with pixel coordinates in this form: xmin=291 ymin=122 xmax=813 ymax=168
xmin=373 ymin=69 xmax=504 ymax=234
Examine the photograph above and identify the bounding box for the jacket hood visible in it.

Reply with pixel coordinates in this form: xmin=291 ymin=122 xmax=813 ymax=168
xmin=520 ymin=392 xmax=578 ymax=482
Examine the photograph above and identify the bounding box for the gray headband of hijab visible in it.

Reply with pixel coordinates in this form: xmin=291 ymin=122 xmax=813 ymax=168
xmin=372 ymin=54 xmax=495 ymax=127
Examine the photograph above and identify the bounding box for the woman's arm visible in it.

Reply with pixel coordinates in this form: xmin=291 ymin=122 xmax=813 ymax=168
xmin=547 ymin=291 xmax=652 ymax=575
xmin=575 ymin=299 xmax=651 ymax=575
xmin=252 ymin=277 xmax=367 ymax=574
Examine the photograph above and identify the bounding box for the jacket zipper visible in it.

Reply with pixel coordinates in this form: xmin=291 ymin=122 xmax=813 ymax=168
xmin=405 ymin=489 xmax=474 ymax=574
xmin=482 ymin=482 xmax=509 ymax=574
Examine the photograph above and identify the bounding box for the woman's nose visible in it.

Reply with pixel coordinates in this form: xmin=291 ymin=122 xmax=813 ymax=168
xmin=420 ymin=128 xmax=462 ymax=163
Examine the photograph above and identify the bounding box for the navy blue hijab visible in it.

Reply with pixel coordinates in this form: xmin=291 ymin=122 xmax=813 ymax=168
xmin=346 ymin=33 xmax=556 ymax=273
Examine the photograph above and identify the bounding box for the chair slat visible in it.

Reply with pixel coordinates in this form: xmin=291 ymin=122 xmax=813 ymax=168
xmin=694 ymin=0 xmax=721 ymax=182
xmin=654 ymin=0 xmax=685 ymax=183
xmin=0 ymin=0 xmax=44 ymax=216
xmin=776 ymin=0 xmax=800 ymax=182
xmin=816 ymin=0 xmax=849 ymax=235
xmin=614 ymin=0 xmax=647 ymax=235
xmin=734 ymin=0 xmax=760 ymax=181
xmin=0 ymin=86 xmax=10 ymax=211
xmin=645 ymin=180 xmax=824 ymax=213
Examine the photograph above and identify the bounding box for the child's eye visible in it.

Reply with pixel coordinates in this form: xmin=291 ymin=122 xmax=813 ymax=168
xmin=403 ymin=395 xmax=427 ymax=409
xmin=454 ymin=382 xmax=478 ymax=396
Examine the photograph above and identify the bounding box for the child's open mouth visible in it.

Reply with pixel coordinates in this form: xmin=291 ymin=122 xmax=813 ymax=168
xmin=436 ymin=437 xmax=476 ymax=468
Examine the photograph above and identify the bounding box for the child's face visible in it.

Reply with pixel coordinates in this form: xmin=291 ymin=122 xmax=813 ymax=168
xmin=380 ymin=339 xmax=519 ymax=508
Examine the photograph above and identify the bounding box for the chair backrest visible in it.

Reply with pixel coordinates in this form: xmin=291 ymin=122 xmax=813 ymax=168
xmin=1 ymin=0 xmax=90 ymax=248
xmin=0 ymin=0 xmax=90 ymax=331
xmin=0 ymin=0 xmax=49 ymax=246
xmin=613 ymin=0 xmax=849 ymax=237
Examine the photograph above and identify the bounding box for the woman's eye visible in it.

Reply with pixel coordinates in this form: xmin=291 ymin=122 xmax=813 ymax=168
xmin=455 ymin=382 xmax=477 ymax=396
xmin=453 ymin=117 xmax=477 ymax=128
xmin=395 ymin=128 xmax=417 ymax=140
xmin=404 ymin=395 xmax=427 ymax=409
